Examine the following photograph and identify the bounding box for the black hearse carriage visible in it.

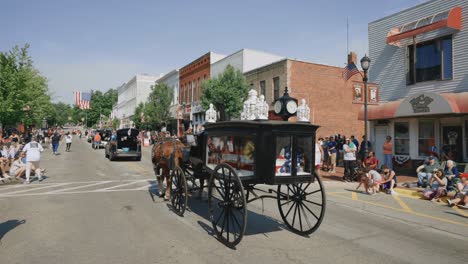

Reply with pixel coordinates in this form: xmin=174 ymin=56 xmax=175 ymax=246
xmin=170 ymin=120 xmax=326 ymax=247
xmin=105 ymin=128 xmax=141 ymax=161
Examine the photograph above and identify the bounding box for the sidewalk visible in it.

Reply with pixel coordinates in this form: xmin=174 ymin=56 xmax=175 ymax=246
xmin=320 ymin=166 xmax=423 ymax=197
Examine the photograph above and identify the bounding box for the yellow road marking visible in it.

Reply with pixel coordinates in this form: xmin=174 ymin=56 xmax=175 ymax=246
xmin=352 ymin=192 xmax=358 ymax=201
xmin=392 ymin=194 xmax=413 ymax=212
xmin=328 ymin=193 xmax=468 ymax=227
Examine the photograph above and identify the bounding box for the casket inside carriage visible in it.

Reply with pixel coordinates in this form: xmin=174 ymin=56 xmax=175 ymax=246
xmin=202 ymin=120 xmax=319 ymax=185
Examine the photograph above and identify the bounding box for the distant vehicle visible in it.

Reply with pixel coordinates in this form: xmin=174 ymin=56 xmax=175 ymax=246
xmin=96 ymin=129 xmax=112 ymax=149
xmin=105 ymin=128 xmax=141 ymax=161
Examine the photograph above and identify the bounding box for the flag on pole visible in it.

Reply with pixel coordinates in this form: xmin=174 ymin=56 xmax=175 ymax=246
xmin=342 ymin=62 xmax=360 ymax=81
xmin=74 ymin=91 xmax=91 ymax=109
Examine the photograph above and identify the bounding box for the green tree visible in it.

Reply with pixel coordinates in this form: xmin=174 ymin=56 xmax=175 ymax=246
xmin=87 ymin=88 xmax=118 ymax=127
xmin=49 ymin=102 xmax=72 ymax=126
xmin=145 ymin=82 xmax=173 ymax=128
xmin=200 ymin=64 xmax=248 ymax=120
xmin=0 ymin=44 xmax=53 ymax=128
xmin=132 ymin=102 xmax=146 ymax=129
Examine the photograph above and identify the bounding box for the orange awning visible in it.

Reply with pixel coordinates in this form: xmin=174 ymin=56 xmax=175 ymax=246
xmin=359 ymin=92 xmax=468 ymax=120
xmin=387 ymin=6 xmax=462 ymax=45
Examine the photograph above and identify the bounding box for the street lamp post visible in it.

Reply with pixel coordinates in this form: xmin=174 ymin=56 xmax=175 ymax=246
xmin=360 ymin=54 xmax=371 ymax=158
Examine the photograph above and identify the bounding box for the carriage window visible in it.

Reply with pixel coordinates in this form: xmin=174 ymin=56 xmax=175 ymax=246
xmin=206 ymin=135 xmax=255 ymax=177
xmin=297 ymin=136 xmax=313 ymax=175
xmin=275 ymin=136 xmax=293 ymax=176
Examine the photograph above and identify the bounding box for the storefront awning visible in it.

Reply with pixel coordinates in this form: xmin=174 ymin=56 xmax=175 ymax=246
xmin=387 ymin=6 xmax=462 ymax=45
xmin=358 ymin=92 xmax=468 ymax=120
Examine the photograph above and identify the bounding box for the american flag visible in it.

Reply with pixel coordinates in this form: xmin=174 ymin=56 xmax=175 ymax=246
xmin=74 ymin=91 xmax=91 ymax=109
xmin=342 ymin=62 xmax=360 ymax=81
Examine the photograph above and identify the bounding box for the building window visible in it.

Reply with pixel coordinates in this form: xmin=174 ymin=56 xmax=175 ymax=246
xmin=260 ymin=80 xmax=266 ymax=96
xmin=273 ymin=77 xmax=280 ymax=100
xmin=394 ymin=122 xmax=410 ymax=155
xmin=192 ymin=80 xmax=195 ymax=102
xmin=198 ymin=77 xmax=201 ymax=101
xmin=407 ymin=35 xmax=452 ymax=85
xmin=418 ymin=120 xmax=435 ymax=157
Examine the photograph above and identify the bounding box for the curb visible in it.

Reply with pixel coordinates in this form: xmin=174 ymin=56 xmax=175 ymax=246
xmin=394 ymin=188 xmax=423 ymax=198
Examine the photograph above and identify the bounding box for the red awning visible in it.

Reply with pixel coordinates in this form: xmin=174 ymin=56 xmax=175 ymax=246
xmin=358 ymin=92 xmax=468 ymax=120
xmin=387 ymin=6 xmax=462 ymax=45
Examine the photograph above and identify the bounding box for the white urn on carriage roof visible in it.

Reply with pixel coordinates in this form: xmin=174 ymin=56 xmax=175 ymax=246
xmin=205 ymin=103 xmax=217 ymax=123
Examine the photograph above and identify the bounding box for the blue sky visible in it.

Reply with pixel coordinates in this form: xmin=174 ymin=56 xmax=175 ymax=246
xmin=0 ymin=0 xmax=428 ymax=104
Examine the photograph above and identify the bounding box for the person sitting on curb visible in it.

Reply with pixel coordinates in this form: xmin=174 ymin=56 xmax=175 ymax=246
xmin=447 ymin=173 xmax=468 ymax=209
xmin=362 ymin=151 xmax=379 ymax=170
xmin=380 ymin=165 xmax=397 ymax=195
xmin=416 ymin=156 xmax=441 ymax=188
xmin=356 ymin=168 xmax=382 ymax=195
xmin=444 ymin=160 xmax=460 ymax=196
xmin=9 ymin=152 xmax=27 ymax=180
xmin=422 ymin=169 xmax=447 ymax=202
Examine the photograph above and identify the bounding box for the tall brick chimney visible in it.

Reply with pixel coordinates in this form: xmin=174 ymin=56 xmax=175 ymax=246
xmin=347 ymin=52 xmax=357 ymax=65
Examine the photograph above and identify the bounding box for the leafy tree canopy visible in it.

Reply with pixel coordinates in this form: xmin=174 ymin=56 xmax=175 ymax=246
xmin=0 ymin=44 xmax=53 ymax=128
xmin=200 ymin=64 xmax=248 ymax=120
xmin=144 ymin=82 xmax=173 ymax=129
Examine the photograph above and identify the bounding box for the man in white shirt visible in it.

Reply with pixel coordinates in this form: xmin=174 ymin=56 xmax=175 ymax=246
xmin=343 ymin=138 xmax=357 ymax=181
xmin=22 ymin=137 xmax=44 ymax=183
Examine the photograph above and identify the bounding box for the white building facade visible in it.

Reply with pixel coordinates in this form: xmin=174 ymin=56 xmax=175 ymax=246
xmin=210 ymin=49 xmax=284 ymax=78
xmin=115 ymin=74 xmax=160 ymax=128
xmin=157 ymin=69 xmax=179 ymax=135
xmin=365 ymin=0 xmax=468 ymax=171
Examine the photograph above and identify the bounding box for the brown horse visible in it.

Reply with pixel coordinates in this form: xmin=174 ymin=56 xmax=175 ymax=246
xmin=152 ymin=137 xmax=185 ymax=200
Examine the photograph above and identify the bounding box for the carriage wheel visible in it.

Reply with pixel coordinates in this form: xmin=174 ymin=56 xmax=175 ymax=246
xmin=170 ymin=166 xmax=188 ymax=216
xmin=277 ymin=174 xmax=326 ymax=235
xmin=208 ymin=163 xmax=247 ymax=248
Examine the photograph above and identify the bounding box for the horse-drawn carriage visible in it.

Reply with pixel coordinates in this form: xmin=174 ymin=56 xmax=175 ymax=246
xmin=153 ymin=120 xmax=326 ymax=247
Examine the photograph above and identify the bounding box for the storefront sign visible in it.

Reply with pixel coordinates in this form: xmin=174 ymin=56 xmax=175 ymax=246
xmin=410 ymin=94 xmax=433 ymax=113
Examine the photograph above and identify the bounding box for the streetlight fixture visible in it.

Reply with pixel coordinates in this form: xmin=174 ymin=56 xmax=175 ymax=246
xmin=360 ymin=54 xmax=371 ymax=158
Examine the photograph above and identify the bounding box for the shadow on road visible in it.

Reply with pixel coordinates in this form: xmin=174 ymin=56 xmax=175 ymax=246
xmin=0 ymin=219 xmax=26 ymax=242
xmin=445 ymin=211 xmax=468 ymax=219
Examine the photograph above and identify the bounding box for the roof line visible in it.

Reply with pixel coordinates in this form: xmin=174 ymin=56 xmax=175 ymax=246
xmin=370 ymin=0 xmax=437 ymax=24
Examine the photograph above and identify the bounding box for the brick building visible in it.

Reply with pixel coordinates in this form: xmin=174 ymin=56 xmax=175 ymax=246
xmin=244 ymin=54 xmax=368 ymax=139
xmin=178 ymin=52 xmax=225 ymax=136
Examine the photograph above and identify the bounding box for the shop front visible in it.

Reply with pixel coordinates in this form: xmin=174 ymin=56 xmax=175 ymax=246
xmin=360 ymin=92 xmax=468 ymax=174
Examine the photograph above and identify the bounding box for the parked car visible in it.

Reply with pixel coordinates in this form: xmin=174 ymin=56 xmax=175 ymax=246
xmin=105 ymin=128 xmax=141 ymax=161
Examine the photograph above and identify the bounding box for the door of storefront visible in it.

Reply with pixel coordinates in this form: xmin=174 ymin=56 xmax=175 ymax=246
xmin=442 ymin=126 xmax=463 ymax=163
xmin=374 ymin=126 xmax=389 ymax=165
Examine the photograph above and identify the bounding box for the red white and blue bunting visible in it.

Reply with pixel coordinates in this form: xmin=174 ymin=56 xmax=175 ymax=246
xmin=393 ymin=155 xmax=411 ymax=166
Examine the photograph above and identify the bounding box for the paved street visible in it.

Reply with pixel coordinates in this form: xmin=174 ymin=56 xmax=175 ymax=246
xmin=0 ymin=138 xmax=467 ymax=264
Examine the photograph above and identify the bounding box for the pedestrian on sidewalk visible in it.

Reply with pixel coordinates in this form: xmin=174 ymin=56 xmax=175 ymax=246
xmin=382 ymin=136 xmax=393 ymax=170
xmin=343 ymin=138 xmax=357 ymax=180
xmin=23 ymin=137 xmax=44 ymax=184
xmin=51 ymin=132 xmax=61 ymax=155
xmin=315 ymin=138 xmax=324 ymax=176
xmin=65 ymin=132 xmax=72 ymax=152
xmin=328 ymin=136 xmax=337 ymax=173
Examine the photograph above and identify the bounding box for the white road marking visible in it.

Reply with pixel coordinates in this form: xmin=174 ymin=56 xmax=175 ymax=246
xmin=46 ymin=181 xmax=112 ymax=194
xmin=94 ymin=179 xmax=149 ymax=191
xmin=0 ymin=183 xmax=72 ymax=195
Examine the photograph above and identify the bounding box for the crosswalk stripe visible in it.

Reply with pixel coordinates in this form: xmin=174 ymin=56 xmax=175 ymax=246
xmin=46 ymin=181 xmax=112 ymax=194
xmin=1 ymin=183 xmax=71 ymax=195
xmin=96 ymin=180 xmax=149 ymax=191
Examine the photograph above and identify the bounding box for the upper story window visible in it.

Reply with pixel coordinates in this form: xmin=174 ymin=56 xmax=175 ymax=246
xmin=260 ymin=80 xmax=266 ymax=96
xmin=407 ymin=35 xmax=452 ymax=85
xmin=273 ymin=77 xmax=280 ymax=100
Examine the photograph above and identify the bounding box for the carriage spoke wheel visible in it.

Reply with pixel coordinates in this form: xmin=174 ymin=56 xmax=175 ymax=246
xmin=208 ymin=163 xmax=247 ymax=248
xmin=170 ymin=166 xmax=188 ymax=216
xmin=277 ymin=174 xmax=326 ymax=235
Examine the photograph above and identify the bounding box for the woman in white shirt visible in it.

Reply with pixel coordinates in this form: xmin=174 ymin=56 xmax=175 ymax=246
xmin=65 ymin=132 xmax=72 ymax=152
